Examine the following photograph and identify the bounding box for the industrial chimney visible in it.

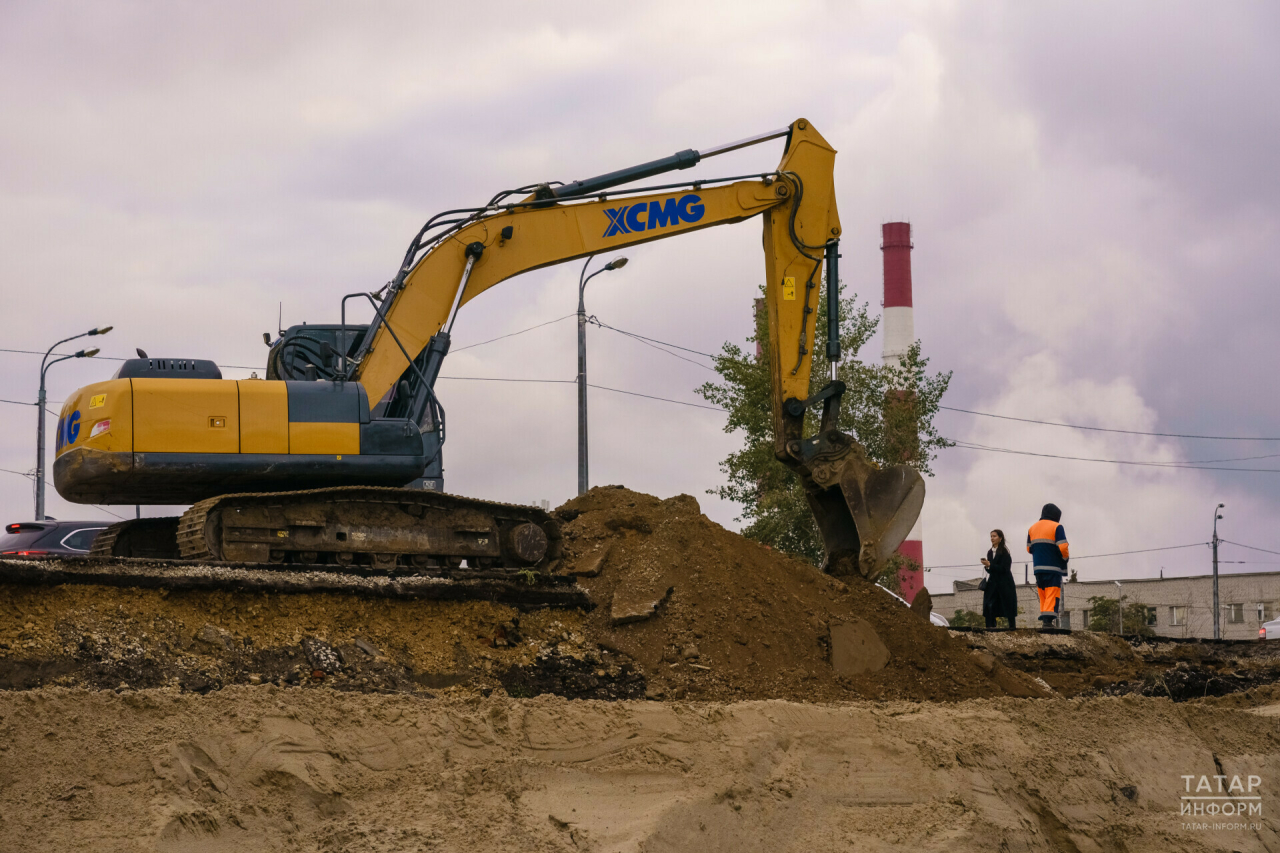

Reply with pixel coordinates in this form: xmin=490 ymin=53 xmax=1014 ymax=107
xmin=881 ymin=222 xmax=924 ymax=602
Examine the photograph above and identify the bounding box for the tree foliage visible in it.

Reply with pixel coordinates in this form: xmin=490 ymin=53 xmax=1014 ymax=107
xmin=696 ymin=282 xmax=953 ymax=566
xmin=1087 ymin=596 xmax=1156 ymax=636
xmin=949 ymin=610 xmax=986 ymax=628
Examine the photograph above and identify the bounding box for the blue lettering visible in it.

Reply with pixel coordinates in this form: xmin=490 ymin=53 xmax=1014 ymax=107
xmin=625 ymin=203 xmax=647 ymax=233
xmin=647 ymin=197 xmax=680 ymax=229
xmin=603 ymin=206 xmax=630 ymax=238
xmin=62 ymin=411 xmax=80 ymax=448
xmin=678 ymin=194 xmax=705 ymax=223
xmin=603 ymin=194 xmax=705 ymax=237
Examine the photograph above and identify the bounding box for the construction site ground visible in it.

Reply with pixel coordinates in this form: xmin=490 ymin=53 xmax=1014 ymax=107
xmin=2 ymin=486 xmax=1278 ymax=851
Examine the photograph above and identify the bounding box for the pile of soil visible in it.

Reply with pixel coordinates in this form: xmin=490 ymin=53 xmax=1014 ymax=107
xmin=0 ymin=486 xmax=1047 ymax=703
xmin=556 ymin=487 xmax=1042 ymax=702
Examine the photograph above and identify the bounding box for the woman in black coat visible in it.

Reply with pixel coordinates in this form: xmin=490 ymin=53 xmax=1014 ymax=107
xmin=981 ymin=529 xmax=1019 ymax=629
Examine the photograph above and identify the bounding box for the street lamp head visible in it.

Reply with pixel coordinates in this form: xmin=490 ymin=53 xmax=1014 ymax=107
xmin=89 ymin=326 xmax=113 ymax=336
xmin=604 ymin=257 xmax=629 ymax=271
xmin=76 ymin=348 xmax=100 ymax=358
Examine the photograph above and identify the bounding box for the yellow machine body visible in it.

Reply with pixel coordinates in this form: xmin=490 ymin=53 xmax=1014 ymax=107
xmin=54 ymin=376 xmax=422 ymax=504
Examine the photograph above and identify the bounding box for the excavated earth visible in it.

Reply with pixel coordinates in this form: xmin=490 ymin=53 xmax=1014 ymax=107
xmin=3 ymin=486 xmax=1280 ymax=850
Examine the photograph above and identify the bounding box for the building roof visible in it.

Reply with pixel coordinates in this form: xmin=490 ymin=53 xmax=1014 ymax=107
xmin=947 ymin=568 xmax=1280 ymax=594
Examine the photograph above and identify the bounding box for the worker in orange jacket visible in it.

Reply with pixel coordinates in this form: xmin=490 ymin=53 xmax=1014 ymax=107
xmin=1027 ymin=503 xmax=1069 ymax=629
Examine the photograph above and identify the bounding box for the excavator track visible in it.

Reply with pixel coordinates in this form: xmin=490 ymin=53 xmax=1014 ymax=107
xmin=90 ymin=516 xmax=181 ymax=560
xmin=169 ymin=486 xmax=562 ymax=574
xmin=80 ymin=488 xmax=574 ymax=603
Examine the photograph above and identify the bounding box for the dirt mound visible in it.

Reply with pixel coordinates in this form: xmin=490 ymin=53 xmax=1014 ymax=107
xmin=0 ymin=486 xmax=1048 ymax=702
xmin=556 ymin=487 xmax=1042 ymax=702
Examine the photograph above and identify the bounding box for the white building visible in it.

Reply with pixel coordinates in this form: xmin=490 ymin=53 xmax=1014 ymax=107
xmin=929 ymin=571 xmax=1280 ymax=640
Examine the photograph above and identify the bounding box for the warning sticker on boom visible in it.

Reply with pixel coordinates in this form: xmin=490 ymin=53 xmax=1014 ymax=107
xmin=782 ymin=277 xmax=796 ymax=300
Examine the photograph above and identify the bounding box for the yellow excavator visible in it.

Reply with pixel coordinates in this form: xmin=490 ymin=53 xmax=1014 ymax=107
xmin=53 ymin=118 xmax=923 ymax=580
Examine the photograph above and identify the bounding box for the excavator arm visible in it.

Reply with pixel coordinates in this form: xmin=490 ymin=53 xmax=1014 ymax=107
xmin=352 ymin=118 xmax=922 ymax=578
xmin=355 ymin=119 xmax=834 ymax=449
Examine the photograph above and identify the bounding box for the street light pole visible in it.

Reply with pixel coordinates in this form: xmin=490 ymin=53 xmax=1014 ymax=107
xmin=1114 ymin=580 xmax=1123 ymax=634
xmin=35 ymin=327 xmax=111 ymax=519
xmin=1212 ymin=502 xmax=1224 ymax=639
xmin=577 ymin=255 xmax=628 ymax=496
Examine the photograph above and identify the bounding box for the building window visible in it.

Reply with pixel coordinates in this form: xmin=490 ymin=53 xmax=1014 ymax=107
xmin=1082 ymin=609 xmax=1091 ymax=631
xmin=1260 ymin=602 xmax=1275 ymax=623
xmin=1228 ymin=604 xmax=1244 ymax=624
xmin=1147 ymin=607 xmax=1157 ymax=626
xmin=1060 ymin=612 xmax=1071 ymax=630
xmin=1170 ymin=606 xmax=1187 ymax=626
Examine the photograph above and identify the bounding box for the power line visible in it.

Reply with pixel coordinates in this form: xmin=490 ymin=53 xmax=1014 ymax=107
xmin=453 ymin=314 xmax=576 ymax=352
xmin=1221 ymin=540 xmax=1280 ymax=557
xmin=561 ymin=322 xmax=1280 ymax=446
xmin=436 ymin=375 xmax=725 ymax=411
xmin=588 ymin=383 xmax=726 ymax=412
xmin=923 ymin=542 xmax=1208 ymax=571
xmin=438 ymin=375 xmax=575 ymax=384
xmin=0 ymin=468 xmax=125 ymax=520
xmin=949 ymin=440 xmax=1280 ymax=473
xmin=590 ymin=319 xmax=721 ymax=372
xmin=0 ymin=347 xmax=127 ymax=362
xmin=940 ymin=405 xmax=1280 ymax=442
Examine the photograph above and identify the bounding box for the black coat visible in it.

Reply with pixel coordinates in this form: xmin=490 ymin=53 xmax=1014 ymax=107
xmin=983 ymin=547 xmax=1019 ymax=626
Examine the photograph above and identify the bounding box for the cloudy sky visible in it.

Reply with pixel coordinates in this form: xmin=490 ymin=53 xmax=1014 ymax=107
xmin=2 ymin=1 xmax=1277 ymax=591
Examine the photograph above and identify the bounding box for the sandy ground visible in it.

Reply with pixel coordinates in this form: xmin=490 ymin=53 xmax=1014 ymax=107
xmin=1 ymin=687 xmax=1277 ymax=852
xmin=5 ymin=488 xmax=1280 ymax=851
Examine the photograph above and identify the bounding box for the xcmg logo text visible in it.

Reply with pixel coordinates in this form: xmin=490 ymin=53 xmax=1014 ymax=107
xmin=603 ymin=194 xmax=704 ymax=237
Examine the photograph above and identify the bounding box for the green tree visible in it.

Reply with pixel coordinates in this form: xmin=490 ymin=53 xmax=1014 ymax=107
xmin=696 ymin=283 xmax=953 ymax=566
xmin=949 ymin=609 xmax=986 ymax=628
xmin=1087 ymin=596 xmax=1155 ymax=636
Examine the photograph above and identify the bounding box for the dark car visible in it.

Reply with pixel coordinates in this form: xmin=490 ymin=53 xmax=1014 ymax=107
xmin=2 ymin=520 xmax=109 ymax=556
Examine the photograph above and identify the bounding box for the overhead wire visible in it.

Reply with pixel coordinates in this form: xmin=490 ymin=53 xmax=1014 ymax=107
xmin=0 ymin=467 xmax=125 ymax=520
xmin=923 ymin=542 xmax=1209 ymax=571
xmin=587 ymin=383 xmax=725 ymax=412
xmin=438 ymin=376 xmax=574 ymax=384
xmin=949 ymin=440 xmax=1280 ymax=472
xmin=1221 ymin=540 xmax=1280 ymax=557
xmin=939 ymin=405 xmax=1280 ymax=442
xmin=589 ymin=318 xmax=720 ymax=372
xmin=452 ymin=314 xmax=576 ymax=352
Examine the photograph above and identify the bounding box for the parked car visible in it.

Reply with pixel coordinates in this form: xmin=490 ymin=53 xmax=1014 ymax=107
xmin=1260 ymin=618 xmax=1280 ymax=640
xmin=2 ymin=520 xmax=108 ymax=556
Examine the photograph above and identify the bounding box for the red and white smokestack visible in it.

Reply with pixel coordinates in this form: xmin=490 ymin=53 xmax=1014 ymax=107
xmin=881 ymin=222 xmax=924 ymax=602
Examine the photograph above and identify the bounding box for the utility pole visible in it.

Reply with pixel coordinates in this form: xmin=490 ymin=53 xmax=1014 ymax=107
xmin=36 ymin=326 xmax=111 ymax=519
xmin=576 ymin=255 xmax=628 ymax=496
xmin=1114 ymin=580 xmax=1123 ymax=634
xmin=1212 ymin=503 xmax=1224 ymax=639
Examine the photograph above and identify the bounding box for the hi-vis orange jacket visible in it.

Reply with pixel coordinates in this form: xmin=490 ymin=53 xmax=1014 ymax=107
xmin=1027 ymin=519 xmax=1069 ymax=576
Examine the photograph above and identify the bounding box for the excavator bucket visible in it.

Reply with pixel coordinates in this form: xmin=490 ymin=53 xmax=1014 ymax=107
xmin=786 ymin=429 xmax=925 ymax=581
